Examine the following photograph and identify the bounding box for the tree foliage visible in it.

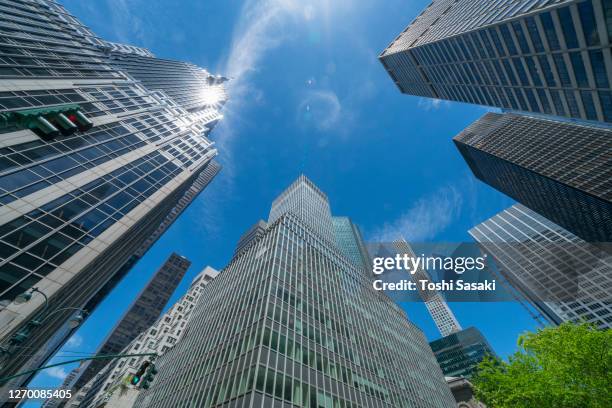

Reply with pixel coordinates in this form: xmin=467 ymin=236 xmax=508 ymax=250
xmin=472 ymin=322 xmax=611 ymax=408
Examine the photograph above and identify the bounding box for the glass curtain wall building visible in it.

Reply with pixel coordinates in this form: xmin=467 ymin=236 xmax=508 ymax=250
xmin=0 ymin=0 xmax=227 ymax=393
xmin=332 ymin=216 xmax=371 ymax=271
xmin=429 ymin=327 xmax=495 ymax=379
xmin=470 ymin=204 xmax=612 ymax=329
xmin=453 ymin=112 xmax=612 ymax=243
xmin=69 ymin=253 xmax=191 ymax=393
xmin=135 ymin=176 xmax=456 ymax=408
xmin=393 ymin=240 xmax=462 ymax=338
xmin=64 ymin=267 xmax=219 ymax=408
xmin=380 ymin=0 xmax=612 ymax=123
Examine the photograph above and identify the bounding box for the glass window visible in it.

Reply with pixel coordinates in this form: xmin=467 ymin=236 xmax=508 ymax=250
xmin=580 ymin=90 xmax=598 ymax=120
xmin=589 ymin=50 xmax=609 ymax=88
xmin=512 ymin=21 xmax=530 ymax=53
xmin=505 ymin=88 xmax=519 ymax=110
xmin=525 ymin=16 xmax=544 ymax=53
xmin=569 ymin=52 xmax=589 ymax=87
xmin=479 ymin=30 xmax=496 ymax=58
xmin=502 ymin=59 xmax=518 ymax=86
xmin=525 ymin=56 xmax=542 ymax=86
xmin=489 ymin=28 xmax=506 ymax=57
xmin=549 ymin=89 xmax=566 ymax=116
xmin=515 ymin=89 xmax=528 ymax=111
xmin=524 ymin=88 xmax=540 ymax=112
xmin=553 ymin=54 xmax=572 ymax=87
xmin=540 ymin=12 xmax=560 ymax=51
xmin=603 ymin=0 xmax=612 ymax=42
xmin=537 ymin=89 xmax=552 ymax=114
xmin=564 ymin=90 xmax=581 ymax=117
xmin=598 ymin=91 xmax=612 ymax=122
xmin=578 ymin=1 xmax=600 ymax=46
xmin=512 ymin=58 xmax=530 ymax=86
xmin=558 ymin=7 xmax=579 ymax=49
xmin=470 ymin=32 xmax=487 ymax=59
xmin=538 ymin=55 xmax=556 ymax=87
xmin=499 ymin=25 xmax=518 ymax=55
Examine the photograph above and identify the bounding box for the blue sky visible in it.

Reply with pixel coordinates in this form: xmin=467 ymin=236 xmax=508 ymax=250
xmin=24 ymin=0 xmax=539 ymax=401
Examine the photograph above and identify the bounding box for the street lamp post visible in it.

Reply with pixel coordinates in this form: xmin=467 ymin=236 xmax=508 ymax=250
xmin=1 ymin=288 xmax=88 ymax=356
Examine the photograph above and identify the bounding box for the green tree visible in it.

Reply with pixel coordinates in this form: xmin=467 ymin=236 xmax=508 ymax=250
xmin=472 ymin=322 xmax=611 ymax=408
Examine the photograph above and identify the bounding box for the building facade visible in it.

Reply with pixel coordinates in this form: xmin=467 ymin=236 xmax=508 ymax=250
xmin=42 ymin=366 xmax=81 ymax=408
xmin=70 ymin=253 xmax=191 ymax=393
xmin=134 ymin=176 xmax=456 ymax=408
xmin=470 ymin=204 xmax=612 ymax=329
xmin=234 ymin=220 xmax=268 ymax=256
xmin=380 ymin=0 xmax=612 ymax=123
xmin=64 ymin=266 xmax=219 ymax=408
xmin=454 ymin=112 xmax=611 ymax=243
xmin=429 ymin=327 xmax=495 ymax=379
xmin=394 ymin=240 xmax=463 ymax=338
xmin=332 ymin=216 xmax=371 ymax=270
xmin=0 ymin=0 xmax=227 ymax=392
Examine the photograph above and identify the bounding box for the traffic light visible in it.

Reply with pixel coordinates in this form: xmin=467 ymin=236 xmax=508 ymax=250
xmin=130 ymin=361 xmax=150 ymax=386
xmin=141 ymin=363 xmax=157 ymax=389
xmin=1 ymin=104 xmax=94 ymax=140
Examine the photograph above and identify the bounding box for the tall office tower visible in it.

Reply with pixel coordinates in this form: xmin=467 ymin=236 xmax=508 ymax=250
xmin=332 ymin=216 xmax=371 ymax=270
xmin=64 ymin=266 xmax=219 ymax=408
xmin=268 ymin=174 xmax=336 ymax=243
xmin=69 ymin=253 xmax=191 ymax=393
xmin=380 ymin=0 xmax=612 ymax=123
xmin=454 ymin=112 xmax=612 ymax=243
xmin=470 ymin=204 xmax=612 ymax=329
xmin=134 ymin=161 xmax=221 ymax=259
xmin=0 ymin=0 xmax=227 ymax=392
xmin=234 ymin=220 xmax=268 ymax=256
xmin=134 ymin=176 xmax=456 ymax=408
xmin=393 ymin=240 xmax=462 ymax=337
xmin=429 ymin=327 xmax=495 ymax=379
xmin=42 ymin=367 xmax=81 ymax=408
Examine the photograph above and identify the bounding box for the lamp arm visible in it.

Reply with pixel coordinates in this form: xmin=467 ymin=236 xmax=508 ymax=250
xmin=33 ymin=307 xmax=88 ymax=325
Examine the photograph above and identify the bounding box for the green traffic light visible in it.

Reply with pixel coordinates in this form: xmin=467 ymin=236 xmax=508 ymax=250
xmin=130 ymin=375 xmax=140 ymax=385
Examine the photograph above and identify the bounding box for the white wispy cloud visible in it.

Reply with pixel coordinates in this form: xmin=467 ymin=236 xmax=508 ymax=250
xmin=65 ymin=334 xmax=83 ymax=348
xmin=417 ymin=98 xmax=450 ymax=111
xmin=193 ymin=1 xmax=317 ymax=234
xmin=371 ymin=185 xmax=464 ymax=242
xmin=45 ymin=366 xmax=68 ymax=381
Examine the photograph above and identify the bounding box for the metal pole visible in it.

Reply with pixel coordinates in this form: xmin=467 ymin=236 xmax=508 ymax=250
xmin=0 ymin=352 xmax=157 ymax=383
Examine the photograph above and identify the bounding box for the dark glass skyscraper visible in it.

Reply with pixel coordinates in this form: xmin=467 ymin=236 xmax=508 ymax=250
xmin=380 ymin=0 xmax=612 ymax=123
xmin=470 ymin=204 xmax=612 ymax=329
xmin=454 ymin=112 xmax=612 ymax=243
xmin=0 ymin=0 xmax=226 ymax=392
xmin=69 ymin=253 xmax=191 ymax=393
xmin=429 ymin=327 xmax=495 ymax=379
xmin=135 ymin=176 xmax=456 ymax=408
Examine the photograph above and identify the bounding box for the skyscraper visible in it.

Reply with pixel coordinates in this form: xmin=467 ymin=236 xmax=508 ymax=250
xmin=65 ymin=266 xmax=219 ymax=408
xmin=134 ymin=176 xmax=456 ymax=408
xmin=394 ymin=240 xmax=463 ymax=337
xmin=470 ymin=204 xmax=612 ymax=329
xmin=0 ymin=0 xmax=227 ymax=391
xmin=453 ymin=112 xmax=612 ymax=243
xmin=268 ymin=175 xmax=336 ymax=243
xmin=380 ymin=0 xmax=612 ymax=123
xmin=429 ymin=327 xmax=496 ymax=379
xmin=234 ymin=220 xmax=268 ymax=256
xmin=332 ymin=216 xmax=371 ymax=270
xmin=69 ymin=253 xmax=191 ymax=393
